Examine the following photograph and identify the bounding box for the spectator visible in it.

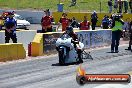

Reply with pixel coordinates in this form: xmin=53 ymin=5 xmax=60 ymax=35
xmin=80 ymin=16 xmax=90 ymax=30
xmin=108 ymin=0 xmax=113 ymax=13
xmin=41 ymin=9 xmax=55 ymax=33
xmin=2 ymin=12 xmax=10 ymax=20
xmin=108 ymin=16 xmax=113 ymax=28
xmin=124 ymin=0 xmax=129 ymax=13
xmin=4 ymin=12 xmax=17 ymax=43
xmin=122 ymin=18 xmax=129 ymax=31
xmin=57 ymin=12 xmax=71 ymax=32
xmin=122 ymin=18 xmax=130 ymax=39
xmin=111 ymin=14 xmax=124 ymax=53
xmin=91 ymin=11 xmax=98 ymax=30
xmin=129 ymin=0 xmax=132 ymax=13
xmin=118 ymin=0 xmax=123 ymax=13
xmin=125 ymin=19 xmax=132 ymax=51
xmin=12 ymin=11 xmax=16 ymax=14
xmin=0 ymin=15 xmax=3 ymax=30
xmin=69 ymin=0 xmax=77 ymax=7
xmin=101 ymin=15 xmax=109 ymax=29
xmin=114 ymin=0 xmax=118 ymax=12
xmin=70 ymin=17 xmax=79 ymax=28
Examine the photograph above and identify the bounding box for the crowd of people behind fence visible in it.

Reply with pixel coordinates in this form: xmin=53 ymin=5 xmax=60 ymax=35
xmin=40 ymin=9 xmax=131 ymax=33
xmin=40 ymin=10 xmax=99 ymax=33
xmin=108 ymin=0 xmax=132 ymax=13
xmin=40 ymin=9 xmax=132 ymax=52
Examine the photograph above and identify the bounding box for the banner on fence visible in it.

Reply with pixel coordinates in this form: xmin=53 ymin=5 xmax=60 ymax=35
xmin=42 ymin=30 xmax=111 ymax=54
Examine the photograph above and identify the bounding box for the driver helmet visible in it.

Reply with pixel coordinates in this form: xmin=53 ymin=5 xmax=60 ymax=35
xmin=66 ymin=26 xmax=73 ymax=34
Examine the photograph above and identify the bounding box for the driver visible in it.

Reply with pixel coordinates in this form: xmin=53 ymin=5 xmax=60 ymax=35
xmin=63 ymin=26 xmax=83 ymax=63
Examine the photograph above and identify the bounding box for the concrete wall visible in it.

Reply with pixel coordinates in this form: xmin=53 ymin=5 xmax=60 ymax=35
xmin=31 ymin=33 xmax=44 ymax=56
xmin=0 ymin=30 xmax=36 ymax=50
xmin=30 ymin=29 xmax=112 ymax=56
xmin=0 ymin=43 xmax=26 ymax=62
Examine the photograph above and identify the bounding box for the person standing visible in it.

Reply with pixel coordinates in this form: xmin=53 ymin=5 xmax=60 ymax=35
xmin=0 ymin=15 xmax=3 ymax=30
xmin=4 ymin=12 xmax=17 ymax=43
xmin=80 ymin=16 xmax=90 ymax=30
xmin=114 ymin=0 xmax=118 ymax=12
xmin=118 ymin=0 xmax=123 ymax=13
xmin=129 ymin=0 xmax=132 ymax=13
xmin=70 ymin=17 xmax=79 ymax=28
xmin=125 ymin=19 xmax=132 ymax=51
xmin=91 ymin=11 xmax=98 ymax=30
xmin=41 ymin=9 xmax=54 ymax=33
xmin=122 ymin=18 xmax=129 ymax=39
xmin=69 ymin=0 xmax=77 ymax=7
xmin=124 ymin=0 xmax=129 ymax=13
xmin=111 ymin=14 xmax=124 ymax=53
xmin=122 ymin=18 xmax=129 ymax=31
xmin=57 ymin=12 xmax=71 ymax=32
xmin=101 ymin=15 xmax=109 ymax=29
xmin=108 ymin=0 xmax=113 ymax=13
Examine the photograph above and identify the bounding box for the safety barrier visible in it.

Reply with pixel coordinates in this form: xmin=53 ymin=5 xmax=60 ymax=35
xmin=0 ymin=43 xmax=26 ymax=62
xmin=30 ymin=33 xmax=43 ymax=56
xmin=30 ymin=29 xmax=112 ymax=56
xmin=77 ymin=29 xmax=112 ymax=48
xmin=52 ymin=12 xmax=132 ymax=26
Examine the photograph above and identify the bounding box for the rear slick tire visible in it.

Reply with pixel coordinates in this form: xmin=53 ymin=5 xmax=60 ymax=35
xmin=59 ymin=49 xmax=65 ymax=65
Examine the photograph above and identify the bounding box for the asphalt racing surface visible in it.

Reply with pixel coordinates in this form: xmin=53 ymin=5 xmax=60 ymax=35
xmin=0 ymin=44 xmax=132 ymax=88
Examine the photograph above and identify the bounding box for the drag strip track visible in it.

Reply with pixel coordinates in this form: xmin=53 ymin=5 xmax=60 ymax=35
xmin=0 ymin=45 xmax=132 ymax=88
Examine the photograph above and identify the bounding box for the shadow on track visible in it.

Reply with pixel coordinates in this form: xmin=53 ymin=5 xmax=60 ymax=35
xmin=51 ymin=62 xmax=81 ymax=66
